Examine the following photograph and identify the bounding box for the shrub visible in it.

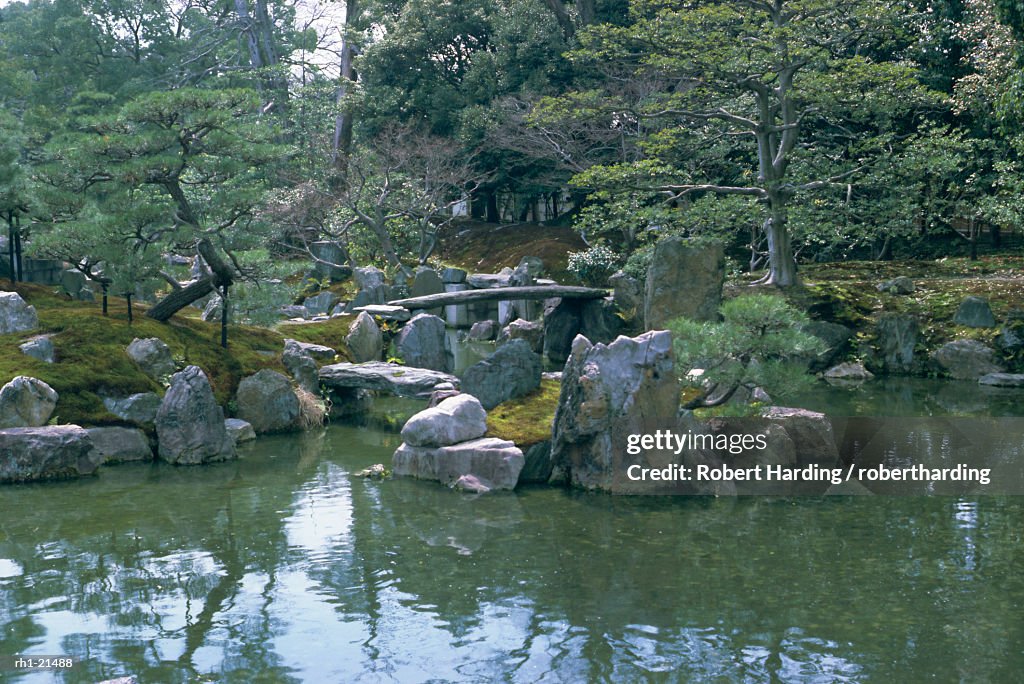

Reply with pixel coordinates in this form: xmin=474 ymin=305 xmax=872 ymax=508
xmin=567 ymin=245 xmax=621 ymax=287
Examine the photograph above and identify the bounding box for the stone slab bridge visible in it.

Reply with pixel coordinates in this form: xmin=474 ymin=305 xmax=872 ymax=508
xmin=387 ymin=285 xmax=608 ymax=311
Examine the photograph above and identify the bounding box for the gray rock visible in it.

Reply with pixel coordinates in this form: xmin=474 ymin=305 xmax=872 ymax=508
xmin=824 ymin=362 xmax=874 ymax=380
xmin=411 ymin=268 xmax=445 ymax=298
xmin=400 ymin=394 xmax=488 ymax=447
xmin=761 ymin=407 xmax=841 ymax=468
xmin=392 ymin=437 xmax=524 ymax=490
xmin=87 ymin=427 xmax=152 ymax=464
xmin=353 ymin=304 xmax=412 ymax=322
xmin=280 ymin=304 xmax=309 ymax=320
xmin=102 ymin=392 xmax=161 ymax=424
xmin=953 ymin=296 xmax=996 ymax=328
xmin=802 ymin=320 xmax=853 ymax=371
xmin=346 ymin=311 xmax=384 ymax=363
xmin=350 ymin=284 xmax=388 ymax=309
xmin=461 ymin=339 xmax=542 ymax=410
xmin=542 ymin=298 xmax=582 ymax=364
xmin=282 ymin=339 xmax=320 ymax=394
xmin=979 ymin=373 xmax=1024 ymax=387
xmin=303 ymin=291 xmax=340 ymax=316
xmin=353 ymin=266 xmax=386 ymax=291
xmin=126 ymin=337 xmax=176 ymax=380
xmin=644 ymin=237 xmax=724 ymax=329
xmin=320 ymin=362 xmax=459 ymax=398
xmin=395 ymin=313 xmax=451 ymax=372
xmin=0 ymin=376 xmax=58 ymax=428
xmin=286 ymin=339 xmax=336 ymax=362
xmin=224 ymin=418 xmax=257 ymax=443
xmin=497 ymin=318 xmax=543 ymax=353
xmin=0 ymin=292 xmax=38 ymax=334
xmin=310 ymin=240 xmax=351 ymax=281
xmin=61 ymin=269 xmax=93 ymax=300
xmin=876 ymin=276 xmax=916 ymax=294
xmin=872 ymin=313 xmax=918 ymax=374
xmin=442 ymin=267 xmax=468 ymax=284
xmin=452 ymin=473 xmax=491 ymax=494
xmin=931 ymin=339 xmax=1003 ymax=379
xmin=609 ymin=270 xmax=643 ymax=322
xmin=468 ymin=320 xmax=498 ymax=341
xmin=467 ymin=273 xmax=511 ymax=289
xmin=235 ymin=369 xmax=300 ymax=433
xmin=155 ymin=366 xmax=235 ymax=464
xmin=0 ymin=426 xmax=97 ymax=483
xmin=550 ymin=331 xmax=680 ymax=492
xmin=428 ymin=388 xmax=462 ymax=407
xmin=19 ymin=336 xmax=54 ymax=363
xmin=201 ymin=295 xmax=223 ymax=322
xmin=997 ymin=309 xmax=1024 ymax=351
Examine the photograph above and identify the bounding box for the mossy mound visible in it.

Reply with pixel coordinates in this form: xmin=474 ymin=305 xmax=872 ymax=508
xmin=276 ymin=316 xmax=355 ymax=361
xmin=0 ymin=283 xmax=290 ymax=426
xmin=436 ymin=220 xmax=586 ymax=283
xmin=486 ymin=378 xmax=560 ymax=447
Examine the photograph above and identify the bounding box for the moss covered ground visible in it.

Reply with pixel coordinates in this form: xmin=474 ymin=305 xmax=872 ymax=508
xmin=486 ymin=378 xmax=561 ymax=447
xmin=436 ymin=220 xmax=586 ymax=283
xmin=0 ymin=282 xmax=352 ymax=426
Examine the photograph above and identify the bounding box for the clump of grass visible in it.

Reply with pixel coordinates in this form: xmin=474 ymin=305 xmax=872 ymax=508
xmin=486 ymin=378 xmax=561 ymax=447
xmin=295 ymin=387 xmax=330 ymax=428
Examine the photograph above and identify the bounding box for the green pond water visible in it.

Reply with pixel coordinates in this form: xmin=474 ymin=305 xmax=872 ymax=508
xmin=2 ymin=379 xmax=1024 ymax=682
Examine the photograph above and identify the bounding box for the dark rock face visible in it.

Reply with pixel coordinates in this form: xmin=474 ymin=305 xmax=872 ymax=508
xmin=997 ymin=309 xmax=1024 ymax=352
xmin=644 ymin=237 xmax=724 ymax=330
xmin=542 ymin=298 xmax=582 ymax=365
xmin=931 ymin=339 xmax=1003 ymax=380
xmin=0 ymin=426 xmax=97 ymax=483
xmin=953 ymin=296 xmax=996 ymax=328
xmin=609 ymin=271 xmax=643 ymax=323
xmin=550 ymin=331 xmax=680 ymax=492
xmin=235 ymin=369 xmax=300 ymax=434
xmin=497 ymin=318 xmax=543 ymax=353
xmin=303 ymin=291 xmax=340 ymax=316
xmin=869 ymin=313 xmax=919 ymax=374
xmin=395 ymin=313 xmax=451 ymax=372
xmin=802 ymin=320 xmax=852 ymax=371
xmin=282 ymin=339 xmax=320 ymax=394
xmin=155 ymin=366 xmax=235 ymax=464
xmin=461 ymin=339 xmax=542 ymax=410
xmin=468 ymin=320 xmax=499 ymax=341
xmin=579 ymin=298 xmax=622 ymax=345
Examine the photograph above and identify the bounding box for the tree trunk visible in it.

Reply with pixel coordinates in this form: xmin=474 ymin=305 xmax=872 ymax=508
xmin=6 ymin=215 xmax=15 ymax=283
xmin=145 ymin=277 xmax=216 ymax=321
xmin=102 ymin=283 xmax=108 ymax=315
xmin=764 ymin=203 xmax=797 ymax=287
xmin=969 ymin=216 xmax=978 ymax=261
xmin=220 ymin=284 xmax=229 ymax=348
xmin=13 ymin=222 xmax=22 ymax=282
xmin=332 ymin=0 xmax=358 ymax=174
xmin=126 ymin=292 xmax=134 ymax=324
xmin=486 ymin=191 xmax=499 ymax=223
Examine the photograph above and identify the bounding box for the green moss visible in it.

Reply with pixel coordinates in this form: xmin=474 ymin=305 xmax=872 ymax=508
xmin=0 ymin=283 xmax=285 ymax=425
xmin=486 ymin=378 xmax=561 ymax=447
xmin=275 ymin=317 xmax=354 ymax=361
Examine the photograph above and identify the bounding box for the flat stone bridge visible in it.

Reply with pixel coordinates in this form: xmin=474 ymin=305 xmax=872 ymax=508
xmin=388 ymin=285 xmax=609 ymax=311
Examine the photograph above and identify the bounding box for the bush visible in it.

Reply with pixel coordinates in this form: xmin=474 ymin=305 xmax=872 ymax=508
xmin=567 ymin=245 xmax=621 ymax=287
xmin=668 ymin=294 xmax=824 ymax=407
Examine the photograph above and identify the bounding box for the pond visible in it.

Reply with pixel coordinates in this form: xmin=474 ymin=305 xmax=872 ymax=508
xmin=1 ymin=380 xmax=1023 ymax=682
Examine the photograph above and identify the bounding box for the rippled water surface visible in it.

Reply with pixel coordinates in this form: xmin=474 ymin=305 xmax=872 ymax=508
xmin=2 ymin=385 xmax=1024 ymax=682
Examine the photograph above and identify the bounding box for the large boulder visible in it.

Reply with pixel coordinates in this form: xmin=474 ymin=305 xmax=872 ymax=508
xmin=395 ymin=313 xmax=451 ymax=372
xmin=0 ymin=376 xmax=58 ymax=428
xmin=869 ymin=313 xmax=918 ymax=374
xmin=0 ymin=426 xmax=97 ymax=482
xmin=760 ymin=407 xmax=841 ymax=468
xmin=102 ymin=392 xmax=161 ymax=424
xmin=87 ymin=427 xmax=153 ymax=464
xmin=0 ymin=292 xmax=38 ymax=334
xmin=802 ymin=320 xmax=852 ymax=371
xmin=235 ymin=369 xmax=300 ymax=433
xmin=497 ymin=318 xmax=543 ymax=353
xmin=461 ymin=339 xmax=542 ymax=410
xmin=353 ymin=266 xmax=385 ymax=291
xmin=303 ymin=291 xmax=340 ymax=316
xmin=282 ymin=339 xmax=320 ymax=394
xmin=285 ymin=339 xmax=336 ymax=362
xmin=411 ymin=267 xmax=445 ymax=298
xmin=320 ymin=361 xmax=459 ymax=397
xmin=224 ymin=418 xmax=257 ymax=443
xmin=155 ymin=366 xmax=235 ymax=464
xmin=400 ymin=394 xmax=488 ymax=447
xmin=997 ymin=309 xmax=1024 ymax=352
xmin=392 ymin=437 xmax=524 ymax=490
xmin=609 ymin=271 xmax=643 ymax=322
xmin=310 ymin=240 xmax=351 ymax=281
xmin=824 ymin=362 xmax=874 ymax=381
xmin=550 ymin=331 xmax=681 ymax=491
xmin=542 ymin=298 xmax=581 ymax=364
xmin=579 ymin=298 xmax=622 ymax=345
xmin=931 ymin=339 xmax=1003 ymax=380
xmin=468 ymin=319 xmax=499 ymax=341
xmin=953 ymin=296 xmax=996 ymax=328
xmin=442 ymin=267 xmax=467 ymax=284
xmin=126 ymin=337 xmax=176 ymax=380
xmin=644 ymin=237 xmax=724 ymax=330
xmin=346 ymin=311 xmax=384 ymax=363
xmin=19 ymin=336 xmax=55 ymax=364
